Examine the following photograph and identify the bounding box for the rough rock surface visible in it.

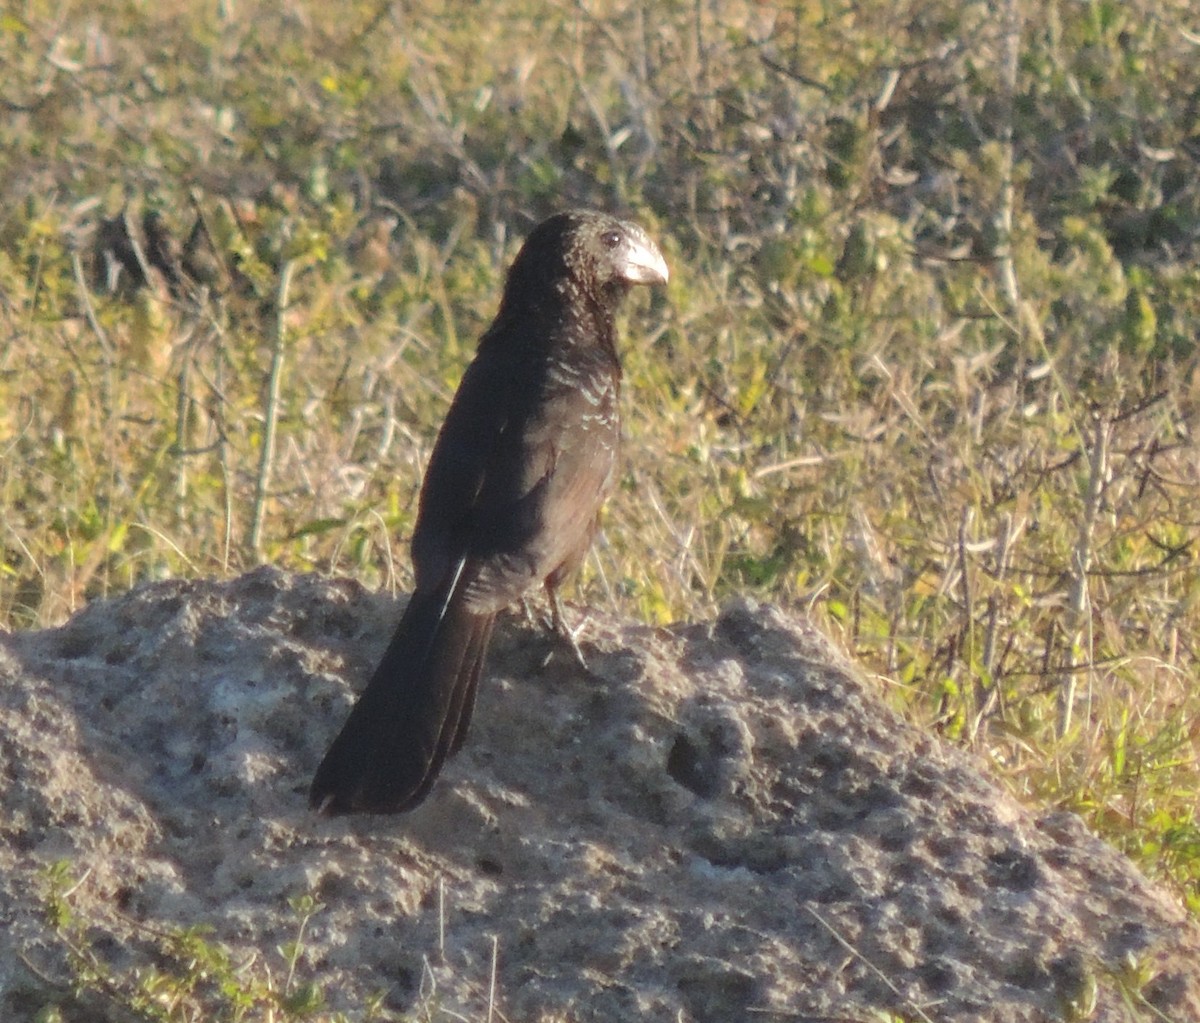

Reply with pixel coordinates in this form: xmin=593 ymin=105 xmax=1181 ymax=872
xmin=1 ymin=567 xmax=1197 ymax=1022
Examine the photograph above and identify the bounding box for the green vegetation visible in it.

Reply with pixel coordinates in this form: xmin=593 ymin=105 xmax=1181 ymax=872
xmin=36 ymin=863 xmax=366 ymax=1021
xmin=2 ymin=0 xmax=1198 ymax=994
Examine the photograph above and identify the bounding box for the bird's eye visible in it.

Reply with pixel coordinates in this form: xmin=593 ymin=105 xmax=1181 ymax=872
xmin=601 ymin=230 xmax=621 ymax=249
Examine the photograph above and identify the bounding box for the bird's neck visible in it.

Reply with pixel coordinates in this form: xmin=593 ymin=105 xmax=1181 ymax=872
xmin=491 ymin=281 xmax=618 ymax=354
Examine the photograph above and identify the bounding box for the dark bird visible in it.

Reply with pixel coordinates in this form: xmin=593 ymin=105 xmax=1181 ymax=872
xmin=310 ymin=209 xmax=669 ymax=814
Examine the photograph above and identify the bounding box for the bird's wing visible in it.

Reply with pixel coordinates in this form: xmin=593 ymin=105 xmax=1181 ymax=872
xmin=413 ymin=329 xmax=619 ymax=614
xmin=409 ymin=338 xmax=517 ymax=591
xmin=463 ymin=353 xmax=618 ymax=612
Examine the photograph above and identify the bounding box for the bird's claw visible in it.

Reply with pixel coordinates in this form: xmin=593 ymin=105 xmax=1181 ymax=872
xmin=548 ymin=588 xmax=590 ymax=670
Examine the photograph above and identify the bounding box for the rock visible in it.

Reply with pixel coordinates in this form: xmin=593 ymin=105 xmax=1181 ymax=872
xmin=0 ymin=567 xmax=1196 ymax=1022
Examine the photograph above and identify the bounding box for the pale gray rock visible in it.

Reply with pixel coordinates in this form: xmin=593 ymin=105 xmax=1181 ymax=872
xmin=1 ymin=567 xmax=1197 ymax=1021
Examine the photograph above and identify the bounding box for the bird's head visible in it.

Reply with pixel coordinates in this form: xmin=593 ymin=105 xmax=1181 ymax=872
xmin=503 ymin=210 xmax=669 ymax=314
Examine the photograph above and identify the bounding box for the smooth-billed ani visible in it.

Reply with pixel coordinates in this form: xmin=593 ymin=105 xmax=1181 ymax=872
xmin=310 ymin=209 xmax=669 ymax=814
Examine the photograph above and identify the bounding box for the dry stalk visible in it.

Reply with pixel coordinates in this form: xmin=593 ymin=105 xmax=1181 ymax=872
xmin=1059 ymin=414 xmax=1109 ymax=737
xmin=247 ymin=258 xmax=295 ymax=557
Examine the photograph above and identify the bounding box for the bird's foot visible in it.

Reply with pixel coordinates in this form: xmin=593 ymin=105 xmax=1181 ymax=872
xmin=519 ymin=596 xmax=546 ymax=631
xmin=547 ymin=588 xmax=590 ymax=670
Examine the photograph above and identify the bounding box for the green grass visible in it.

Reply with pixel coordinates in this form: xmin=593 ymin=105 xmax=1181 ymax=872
xmin=2 ymin=0 xmax=1199 ymax=1007
xmin=34 ymin=863 xmax=390 ymax=1021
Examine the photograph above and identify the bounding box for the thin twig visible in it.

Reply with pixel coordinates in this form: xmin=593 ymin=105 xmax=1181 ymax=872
xmin=247 ymin=258 xmax=295 ymax=557
xmin=438 ymin=876 xmax=446 ymax=961
xmin=70 ymin=248 xmax=115 ymax=361
xmin=803 ymin=904 xmax=939 ymax=1023
xmin=487 ymin=934 xmax=499 ymax=1023
xmin=993 ymin=0 xmax=1023 ymax=315
xmin=1059 ymin=414 xmax=1109 ymax=737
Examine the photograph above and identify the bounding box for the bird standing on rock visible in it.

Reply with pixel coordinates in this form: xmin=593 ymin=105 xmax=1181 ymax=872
xmin=310 ymin=209 xmax=669 ymax=815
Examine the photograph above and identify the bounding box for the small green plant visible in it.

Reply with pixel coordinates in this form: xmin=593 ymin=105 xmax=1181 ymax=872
xmin=35 ymin=863 xmax=360 ymax=1022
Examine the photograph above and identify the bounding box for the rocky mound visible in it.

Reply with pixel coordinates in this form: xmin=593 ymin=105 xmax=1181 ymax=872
xmin=1 ymin=568 xmax=1197 ymax=1021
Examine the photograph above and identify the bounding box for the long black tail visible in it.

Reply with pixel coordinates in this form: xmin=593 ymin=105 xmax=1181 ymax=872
xmin=309 ymin=581 xmax=494 ymax=815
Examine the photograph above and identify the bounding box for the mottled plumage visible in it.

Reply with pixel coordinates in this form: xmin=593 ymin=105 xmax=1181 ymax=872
xmin=310 ymin=210 xmax=668 ymax=815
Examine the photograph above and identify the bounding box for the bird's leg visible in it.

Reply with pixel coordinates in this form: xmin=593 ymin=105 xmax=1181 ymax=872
xmin=518 ymin=596 xmax=545 ymax=630
xmin=546 ymin=582 xmax=589 ymax=669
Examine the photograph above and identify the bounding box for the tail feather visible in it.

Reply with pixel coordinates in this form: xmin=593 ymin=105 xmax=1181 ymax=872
xmin=448 ymin=615 xmax=493 ymax=756
xmin=310 ymin=582 xmax=495 ymax=815
xmin=398 ymin=610 xmax=493 ymax=809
